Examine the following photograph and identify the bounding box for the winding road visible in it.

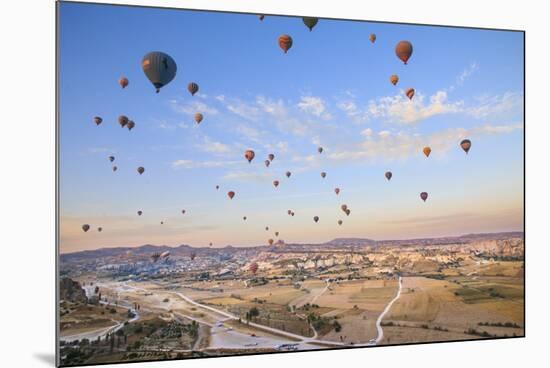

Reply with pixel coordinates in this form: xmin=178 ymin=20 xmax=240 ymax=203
xmin=374 ymin=276 xmax=402 ymax=344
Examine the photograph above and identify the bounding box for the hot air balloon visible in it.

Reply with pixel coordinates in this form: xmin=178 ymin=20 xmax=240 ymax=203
xmin=265 ymin=226 xmax=269 ymax=231
xmin=94 ymin=116 xmax=103 ymax=126
xmin=385 ymin=171 xmax=392 ymax=181
xmin=390 ymin=75 xmax=399 ymax=86
xmin=313 ymin=216 xmax=319 ymax=223
xmin=345 ymin=209 xmax=351 ymax=216
xmin=118 ymin=115 xmax=129 ymax=128
xmin=268 ymin=153 xmax=275 ymax=162
xmin=228 ymin=191 xmax=235 ymax=200
xmin=302 ymin=17 xmax=318 ymax=31
xmin=287 ymin=210 xmax=292 ymax=215
xmin=119 ymin=77 xmax=129 ymax=89
xmin=423 ymin=147 xmax=431 ymax=157
xmin=243 ymin=216 xmax=247 ymax=221
xmin=216 ymin=185 xmax=220 ymax=190
xmin=190 ymin=252 xmax=196 ymax=261
xmin=142 ymin=51 xmax=177 ymax=93
xmin=268 ymin=239 xmax=274 ymax=246
xmin=286 ymin=171 xmax=291 ymax=178
xmin=273 ymin=180 xmax=279 ymax=188
xmin=109 ymin=156 xmax=115 ymax=162
xmin=334 ymin=188 xmax=340 ymax=195
xmin=160 ymin=221 xmax=164 ymax=225
xmin=112 ymin=166 xmax=118 ymax=172
xmin=265 ymin=160 xmax=270 ymax=168
xmin=395 ymin=40 xmax=413 ymax=64
xmin=209 ymin=242 xmax=213 ymax=247
xmin=187 ymin=82 xmax=199 ymax=96
xmin=318 ymin=146 xmax=324 ymax=154
xmin=127 ymin=120 xmax=135 ymax=131
xmin=338 ymin=220 xmax=343 ymax=226
xmin=460 ymin=139 xmax=472 ymax=154
xmin=97 ymin=227 xmax=102 ymax=232
xmin=291 ymin=212 xmax=295 ymax=217
xmin=278 ymin=34 xmax=293 ymax=53
xmin=82 ymin=224 xmax=90 ymax=232
xmin=321 ymin=172 xmax=326 ymax=179
xmin=405 ymin=88 xmax=415 ymax=100
xmin=275 ymin=231 xmax=279 ymax=237
xmin=137 ymin=210 xmax=142 ymax=216
xmin=258 ymin=15 xmax=265 ymax=21
xmin=181 ymin=209 xmax=186 ymax=215
xmin=194 ymin=113 xmax=203 ymax=124
xmin=369 ymin=33 xmax=376 ymax=43
xmin=250 ymin=262 xmax=259 ymax=274
xmin=341 ymin=204 xmax=348 ymax=212
xmin=420 ymin=192 xmax=428 ymax=202
xmin=244 ymin=149 xmax=255 ymax=163
xmin=137 ymin=167 xmax=145 ymax=175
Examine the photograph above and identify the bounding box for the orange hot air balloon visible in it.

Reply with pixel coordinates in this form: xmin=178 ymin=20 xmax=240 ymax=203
xmin=313 ymin=216 xmax=319 ymax=223
xmin=268 ymin=238 xmax=274 ymax=246
xmin=112 ymin=166 xmax=117 ymax=172
xmin=405 ymin=88 xmax=415 ymax=100
xmin=338 ymin=220 xmax=343 ymax=226
xmin=258 ymin=15 xmax=265 ymax=21
xmin=460 ymin=139 xmax=472 ymax=154
xmin=108 ymin=156 xmax=115 ymax=162
xmin=423 ymin=147 xmax=431 ymax=157
xmin=118 ymin=115 xmax=129 ymax=127
xmin=250 ymin=262 xmax=259 ymax=274
xmin=82 ymin=224 xmax=90 ymax=232
xmin=321 ymin=172 xmax=326 ymax=179
xmin=385 ymin=171 xmax=392 ymax=181
xmin=127 ymin=120 xmax=135 ymax=131
xmin=137 ymin=166 xmax=145 ymax=175
xmin=286 ymin=171 xmax=291 ymax=178
xmin=187 ymin=82 xmax=199 ymax=96
xmin=273 ymin=180 xmax=280 ymax=188
xmin=334 ymin=187 xmax=340 ymax=195
xmin=318 ymin=146 xmax=323 ymax=154
xmin=137 ymin=210 xmax=143 ymax=216
xmin=265 ymin=160 xmax=270 ymax=168
xmin=369 ymin=33 xmax=376 ymax=43
xmin=194 ymin=113 xmax=203 ymax=124
xmin=341 ymin=204 xmax=348 ymax=212
xmin=420 ymin=192 xmax=428 ymax=202
xmin=119 ymin=77 xmax=129 ymax=89
xmin=268 ymin=153 xmax=275 ymax=162
xmin=275 ymin=231 xmax=279 ymax=237
xmin=94 ymin=116 xmax=103 ymax=126
xmin=390 ymin=74 xmax=399 ymax=86
xmin=278 ymin=34 xmax=293 ymax=54
xmin=345 ymin=209 xmax=351 ymax=216
xmin=244 ymin=149 xmax=255 ymax=163
xmin=395 ymin=40 xmax=413 ymax=64
xmin=227 ymin=191 xmax=235 ymax=200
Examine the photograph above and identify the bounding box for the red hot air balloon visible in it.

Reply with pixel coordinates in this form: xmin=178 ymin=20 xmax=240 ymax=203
xmin=227 ymin=191 xmax=235 ymax=200
xmin=420 ymin=192 xmax=428 ymax=202
xmin=460 ymin=139 xmax=472 ymax=154
xmin=395 ymin=40 xmax=413 ymax=64
xmin=250 ymin=262 xmax=259 ymax=274
xmin=405 ymin=88 xmax=415 ymax=100
xmin=244 ymin=150 xmax=255 ymax=163
xmin=278 ymin=34 xmax=293 ymax=54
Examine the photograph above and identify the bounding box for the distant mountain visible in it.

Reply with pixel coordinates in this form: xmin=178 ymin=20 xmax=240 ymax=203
xmin=60 ymin=231 xmax=524 ymax=261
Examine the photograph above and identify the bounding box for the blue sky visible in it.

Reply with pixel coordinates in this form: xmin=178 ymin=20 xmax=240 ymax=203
xmin=59 ymin=2 xmax=524 ymax=252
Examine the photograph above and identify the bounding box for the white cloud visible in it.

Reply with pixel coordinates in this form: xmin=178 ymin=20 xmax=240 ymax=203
xmin=297 ymin=96 xmax=332 ymax=119
xmin=170 ymin=100 xmax=219 ymax=116
xmin=360 ymin=128 xmax=373 ymax=137
xmin=456 ymin=62 xmax=479 ymax=87
xmin=199 ymin=136 xmax=232 ymax=154
xmin=172 ymin=159 xmax=240 ymax=169
xmin=223 ymin=171 xmax=272 ymax=183
xmin=467 ymin=92 xmax=523 ymax=118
